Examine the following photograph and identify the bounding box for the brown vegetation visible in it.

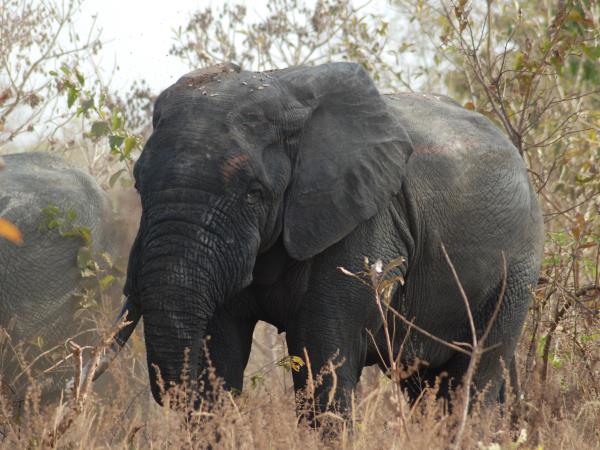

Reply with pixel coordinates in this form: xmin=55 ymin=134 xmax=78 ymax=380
xmin=1 ymin=0 xmax=598 ymax=448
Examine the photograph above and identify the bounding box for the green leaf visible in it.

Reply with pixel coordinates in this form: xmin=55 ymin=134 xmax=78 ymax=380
xmin=76 ymin=227 xmax=93 ymax=246
xmin=111 ymin=110 xmax=123 ymax=130
xmin=109 ymin=135 xmax=125 ymax=150
xmin=63 ymin=79 xmax=75 ymax=90
xmin=580 ymin=333 xmax=599 ymax=344
xmin=250 ymin=374 xmax=264 ymax=389
xmin=513 ymin=52 xmax=525 ymax=71
xmin=75 ymin=70 xmax=85 ymax=86
xmin=123 ymin=136 xmax=138 ymax=158
xmin=90 ymin=120 xmax=110 ymax=137
xmin=63 ymin=226 xmax=92 ymax=246
xmin=67 ymin=87 xmax=78 ymax=108
xmin=49 ymin=70 xmax=58 ymax=76
xmin=109 ymin=168 xmax=127 ymax=188
xmin=46 ymin=219 xmax=61 ymax=230
xmin=582 ymin=60 xmax=599 ymax=83
xmin=583 ymin=45 xmax=600 ymax=59
xmin=99 ymin=274 xmax=115 ymax=291
xmin=537 ymin=335 xmax=548 ymax=358
xmin=569 ymin=58 xmax=579 ymax=76
xmin=66 ymin=209 xmax=77 ymax=222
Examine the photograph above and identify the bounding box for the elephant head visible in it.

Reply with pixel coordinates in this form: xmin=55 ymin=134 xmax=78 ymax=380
xmin=122 ymin=62 xmax=412 ymax=404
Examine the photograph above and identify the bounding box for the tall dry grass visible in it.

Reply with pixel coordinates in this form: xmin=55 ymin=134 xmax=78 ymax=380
xmin=1 ymin=322 xmax=598 ymax=449
xmin=1 ymin=265 xmax=598 ymax=449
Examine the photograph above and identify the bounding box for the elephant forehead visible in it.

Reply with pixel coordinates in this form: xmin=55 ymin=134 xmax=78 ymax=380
xmin=138 ymin=139 xmax=257 ymax=195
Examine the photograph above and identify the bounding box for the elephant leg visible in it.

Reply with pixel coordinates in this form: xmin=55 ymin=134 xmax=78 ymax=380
xmin=197 ymin=296 xmax=257 ymax=398
xmin=467 ymin=266 xmax=533 ymax=406
xmin=399 ymin=349 xmax=514 ymax=411
xmin=285 ymin=315 xmax=368 ymax=427
xmin=398 ymin=364 xmax=455 ymax=407
xmin=400 ymin=266 xmax=533 ymax=409
xmin=497 ymin=354 xmax=519 ymax=404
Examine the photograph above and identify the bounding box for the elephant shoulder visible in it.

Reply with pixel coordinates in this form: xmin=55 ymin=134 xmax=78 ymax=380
xmin=384 ymin=93 xmax=515 ymax=159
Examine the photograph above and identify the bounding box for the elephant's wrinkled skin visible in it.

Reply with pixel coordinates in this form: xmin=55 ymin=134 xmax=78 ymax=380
xmin=123 ymin=62 xmax=544 ymax=416
xmin=0 ymin=152 xmax=113 ymax=399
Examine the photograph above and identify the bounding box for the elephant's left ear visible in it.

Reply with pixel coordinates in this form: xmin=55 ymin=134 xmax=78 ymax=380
xmin=276 ymin=63 xmax=413 ymax=260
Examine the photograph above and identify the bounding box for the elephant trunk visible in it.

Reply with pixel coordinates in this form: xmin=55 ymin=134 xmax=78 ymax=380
xmin=132 ymin=209 xmax=239 ymax=406
xmin=142 ymin=283 xmax=217 ymax=405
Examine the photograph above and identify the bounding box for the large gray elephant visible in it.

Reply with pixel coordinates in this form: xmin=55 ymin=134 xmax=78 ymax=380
xmin=0 ymin=152 xmax=114 ymax=400
xmin=113 ymin=62 xmax=543 ymax=418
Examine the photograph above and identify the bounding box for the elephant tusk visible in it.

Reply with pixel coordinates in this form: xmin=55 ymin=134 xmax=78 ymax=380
xmin=91 ymin=297 xmax=142 ymax=381
xmin=108 ymin=298 xmax=142 ymax=356
xmin=66 ymin=297 xmax=141 ymax=393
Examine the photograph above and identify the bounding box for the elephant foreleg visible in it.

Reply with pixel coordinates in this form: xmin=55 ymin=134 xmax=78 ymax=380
xmin=285 ymin=315 xmax=368 ymax=429
xmin=198 ymin=294 xmax=257 ymax=398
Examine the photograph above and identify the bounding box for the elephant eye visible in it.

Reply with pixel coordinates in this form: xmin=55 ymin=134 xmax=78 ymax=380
xmin=245 ymin=189 xmax=262 ymax=205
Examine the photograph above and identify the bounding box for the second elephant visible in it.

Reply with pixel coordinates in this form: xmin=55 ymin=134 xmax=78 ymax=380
xmin=0 ymin=152 xmax=115 ymax=400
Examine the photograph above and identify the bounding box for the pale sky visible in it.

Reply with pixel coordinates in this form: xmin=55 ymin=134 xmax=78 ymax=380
xmin=78 ymin=0 xmax=392 ymax=92
xmin=79 ymin=0 xmax=206 ymax=91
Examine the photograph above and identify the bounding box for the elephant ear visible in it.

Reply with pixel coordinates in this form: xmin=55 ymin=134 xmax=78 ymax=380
xmin=276 ymin=62 xmax=413 ymax=260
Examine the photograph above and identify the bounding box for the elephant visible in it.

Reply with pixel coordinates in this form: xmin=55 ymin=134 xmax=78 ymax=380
xmin=113 ymin=62 xmax=544 ymax=419
xmin=0 ymin=152 xmax=115 ymax=401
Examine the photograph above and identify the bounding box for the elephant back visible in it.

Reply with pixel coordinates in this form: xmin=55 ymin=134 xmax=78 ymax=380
xmin=0 ymin=152 xmax=113 ymax=402
xmin=384 ymin=93 xmax=515 ymax=159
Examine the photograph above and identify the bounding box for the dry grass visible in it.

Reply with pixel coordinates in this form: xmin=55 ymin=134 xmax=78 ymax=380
xmin=1 ymin=304 xmax=598 ymax=450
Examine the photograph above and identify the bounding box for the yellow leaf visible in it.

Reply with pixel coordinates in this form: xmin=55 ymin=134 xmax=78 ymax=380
xmin=290 ymin=356 xmax=305 ymax=372
xmin=0 ymin=218 xmax=23 ymax=245
xmin=464 ymin=101 xmax=475 ymax=110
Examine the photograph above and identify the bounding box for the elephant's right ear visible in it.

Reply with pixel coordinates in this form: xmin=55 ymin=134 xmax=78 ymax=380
xmin=276 ymin=63 xmax=413 ymax=261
